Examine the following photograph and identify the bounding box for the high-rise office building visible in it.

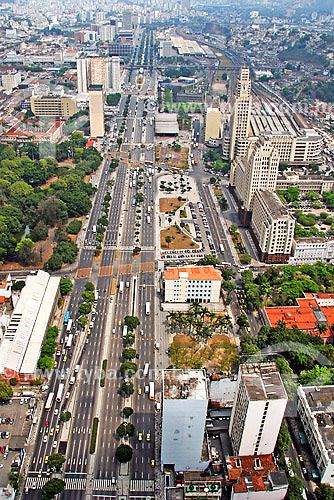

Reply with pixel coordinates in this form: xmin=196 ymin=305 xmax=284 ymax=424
xmin=122 ymin=9 xmax=133 ymax=30
xmin=229 ymin=68 xmax=252 ymax=159
xmin=229 ymin=363 xmax=288 ymax=456
xmin=77 ymin=57 xmax=88 ymax=94
xmin=89 ymin=85 xmax=104 ymax=138
xmin=161 ymin=369 xmax=209 ymax=472
xmin=111 ymin=56 xmax=121 ymax=92
xmin=90 ymin=57 xmax=105 ymax=89
xmin=204 ymin=108 xmax=221 ymax=142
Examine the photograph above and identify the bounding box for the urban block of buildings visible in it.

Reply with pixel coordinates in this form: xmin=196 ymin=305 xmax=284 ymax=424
xmin=164 ymin=266 xmax=222 ymax=303
xmin=77 ymin=55 xmax=121 ymax=94
xmin=297 ymin=385 xmax=334 ymax=486
xmin=0 ymin=270 xmax=60 ymax=381
xmin=161 ymin=369 xmax=209 ymax=472
xmin=264 ymin=293 xmax=334 ymax=340
xmin=30 ymin=95 xmax=77 ymax=118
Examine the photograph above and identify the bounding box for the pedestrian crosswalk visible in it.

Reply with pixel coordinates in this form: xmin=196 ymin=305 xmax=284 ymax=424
xmin=65 ymin=477 xmax=87 ymax=490
xmin=25 ymin=477 xmax=48 ymax=489
xmin=93 ymin=479 xmax=117 ymax=491
xmin=130 ymin=479 xmax=155 ymax=492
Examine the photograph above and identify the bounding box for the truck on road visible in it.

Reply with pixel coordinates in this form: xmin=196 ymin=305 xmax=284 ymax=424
xmin=119 ymin=281 xmax=124 ymax=294
xmin=145 ymin=302 xmax=151 ymax=315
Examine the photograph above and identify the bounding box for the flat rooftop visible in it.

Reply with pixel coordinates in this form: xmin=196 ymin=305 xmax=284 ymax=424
xmin=258 ymin=190 xmax=291 ymax=218
xmin=164 ymin=266 xmax=222 ymax=281
xmin=163 ymin=369 xmax=207 ymax=400
xmin=240 ymin=363 xmax=287 ymax=401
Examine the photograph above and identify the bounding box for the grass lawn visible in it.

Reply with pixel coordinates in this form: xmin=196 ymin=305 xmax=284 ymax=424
xmin=160 ymin=225 xmax=199 ymax=250
xmin=170 ymin=334 xmax=237 ymax=370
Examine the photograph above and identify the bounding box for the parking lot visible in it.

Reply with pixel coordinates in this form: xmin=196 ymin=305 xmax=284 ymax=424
xmin=0 ymin=398 xmax=35 ymax=487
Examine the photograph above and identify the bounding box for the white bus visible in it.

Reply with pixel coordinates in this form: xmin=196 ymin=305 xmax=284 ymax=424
xmin=66 ymin=319 xmax=73 ymax=333
xmin=122 ymin=325 xmax=128 ymax=338
xmin=45 ymin=392 xmax=54 ymax=412
xmin=56 ymin=384 xmax=64 ymax=403
xmin=66 ymin=334 xmax=73 ymax=349
xmin=143 ymin=363 xmax=149 ymax=377
xmin=119 ymin=281 xmax=124 ymax=294
xmin=219 ymin=244 xmax=224 ymax=253
xmin=92 ymin=225 xmax=97 ymax=233
xmin=149 ymin=382 xmax=154 ymax=400
xmin=145 ymin=302 xmax=151 ymax=316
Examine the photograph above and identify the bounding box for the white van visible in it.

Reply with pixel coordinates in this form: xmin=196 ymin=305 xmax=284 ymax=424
xmin=74 ymin=365 xmax=80 ymax=373
xmin=69 ymin=376 xmax=75 ymax=385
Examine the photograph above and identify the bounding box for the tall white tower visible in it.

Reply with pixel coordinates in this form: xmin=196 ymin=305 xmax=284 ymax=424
xmin=161 ymin=369 xmax=209 ymax=472
xmin=229 ymin=363 xmax=287 ymax=456
xmin=77 ymin=57 xmax=88 ymax=94
xmin=111 ymin=56 xmax=121 ymax=92
xmin=229 ymin=67 xmax=252 ymax=159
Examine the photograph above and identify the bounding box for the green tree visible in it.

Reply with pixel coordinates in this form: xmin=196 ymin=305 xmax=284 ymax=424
xmin=60 ymin=278 xmax=73 ymax=296
xmin=116 ymin=422 xmax=127 ymax=437
xmin=275 ymin=357 xmax=293 ymax=374
xmin=78 ymin=302 xmax=91 ymax=315
xmin=239 ymin=253 xmax=252 ymax=265
xmin=12 ymin=281 xmax=25 ymax=291
xmin=122 ymin=348 xmax=137 ymax=360
xmin=82 ymin=290 xmax=95 ymax=302
xmin=78 ymin=316 xmax=88 ymax=328
xmin=0 ymin=382 xmax=13 ymax=403
xmin=165 ymin=235 xmax=172 ymax=247
xmin=197 ymin=254 xmax=221 ymax=267
xmin=315 ymin=484 xmax=334 ymax=500
xmin=122 ymin=381 xmax=134 ymax=396
xmin=67 ymin=219 xmax=82 ymax=234
xmin=124 ymin=316 xmax=140 ymax=331
xmin=15 ymin=238 xmax=36 ymax=266
xmin=275 ymin=420 xmax=291 ymax=455
xmin=47 ymin=453 xmax=66 ymax=471
xmin=9 ymin=378 xmax=18 ymax=387
xmin=120 ymin=361 xmax=138 ymax=378
xmin=237 ymin=313 xmax=249 ymax=329
xmin=115 ymin=444 xmax=133 ymax=463
xmin=41 ymin=478 xmax=65 ymax=499
xmin=126 ymin=423 xmax=135 ymax=436
xmin=37 ymin=356 xmax=53 ymax=371
xmin=123 ymin=407 xmax=133 ymax=418
xmin=60 ymin=411 xmax=71 ymax=422
xmin=44 ymin=253 xmax=63 ymax=271
xmin=85 ymin=282 xmax=95 ymax=291
xmin=285 ymin=475 xmax=304 ymax=500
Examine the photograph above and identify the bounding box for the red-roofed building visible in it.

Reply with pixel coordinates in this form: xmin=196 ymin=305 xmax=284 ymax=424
xmin=227 ymin=454 xmax=288 ymax=500
xmin=0 ymin=120 xmax=63 ymax=144
xmin=263 ymin=293 xmax=334 ymax=341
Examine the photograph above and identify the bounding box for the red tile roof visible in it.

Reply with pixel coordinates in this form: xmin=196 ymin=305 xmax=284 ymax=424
xmin=228 ymin=454 xmax=277 ymax=493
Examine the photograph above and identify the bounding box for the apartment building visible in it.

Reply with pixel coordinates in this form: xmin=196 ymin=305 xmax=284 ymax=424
xmin=289 ymin=238 xmax=334 ymax=265
xmin=161 ymin=369 xmax=209 ymax=472
xmin=122 ymin=9 xmax=133 ymax=30
xmin=229 ymin=68 xmax=252 ymax=159
xmin=30 ymin=96 xmax=77 ymax=117
xmin=77 ymin=56 xmax=121 ymax=94
xmin=204 ymin=108 xmax=221 ymax=142
xmin=164 ymin=266 xmax=222 ymax=303
xmin=297 ymin=385 xmax=334 ymax=486
xmin=229 ymin=363 xmax=288 ymax=456
xmin=261 ymin=130 xmax=322 ymax=165
xmin=2 ymin=71 xmax=21 ymax=91
xmin=89 ymin=85 xmax=104 ymax=138
xmin=251 ymin=190 xmax=295 ymax=263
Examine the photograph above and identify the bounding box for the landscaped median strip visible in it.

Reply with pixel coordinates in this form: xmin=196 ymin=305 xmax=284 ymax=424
xmin=90 ymin=418 xmax=99 ymax=454
xmin=100 ymin=359 xmax=107 ymax=388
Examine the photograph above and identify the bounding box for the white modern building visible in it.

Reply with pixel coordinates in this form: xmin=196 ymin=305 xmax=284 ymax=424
xmin=164 ymin=266 xmax=222 ymax=303
xmin=111 ymin=56 xmax=121 ymax=92
xmin=229 ymin=363 xmax=288 ymax=456
xmin=161 ymin=369 xmax=209 ymax=472
xmin=289 ymin=238 xmax=334 ymax=265
xmin=77 ymin=57 xmax=89 ymax=94
xmin=2 ymin=71 xmax=21 ymax=91
xmin=297 ymin=385 xmax=334 ymax=486
xmin=204 ymin=108 xmax=221 ymax=143
xmin=89 ymin=85 xmax=104 ymax=138
xmin=0 ymin=270 xmax=60 ymax=380
xmin=251 ymin=190 xmax=295 ymax=263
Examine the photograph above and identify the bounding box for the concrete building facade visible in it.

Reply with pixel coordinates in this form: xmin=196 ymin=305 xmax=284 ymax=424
xmin=89 ymin=85 xmax=104 ymax=138
xmin=289 ymin=238 xmax=334 ymax=265
xmin=229 ymin=68 xmax=252 ymax=159
xmin=251 ymin=190 xmax=295 ymax=263
xmin=205 ymin=108 xmax=221 ymax=143
xmin=30 ymin=96 xmax=77 ymax=117
xmin=164 ymin=266 xmax=222 ymax=303
xmin=161 ymin=369 xmax=209 ymax=472
xmin=229 ymin=363 xmax=288 ymax=457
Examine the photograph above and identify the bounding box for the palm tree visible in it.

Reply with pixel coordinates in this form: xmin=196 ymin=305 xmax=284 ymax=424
xmin=200 ymin=306 xmax=209 ymax=321
xmin=316 ymin=324 xmax=328 ymax=337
